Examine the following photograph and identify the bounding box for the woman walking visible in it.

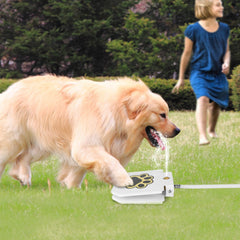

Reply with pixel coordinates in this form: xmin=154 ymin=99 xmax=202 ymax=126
xmin=172 ymin=0 xmax=230 ymax=145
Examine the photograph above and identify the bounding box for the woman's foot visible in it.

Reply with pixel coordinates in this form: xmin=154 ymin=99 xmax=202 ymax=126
xmin=208 ymin=132 xmax=218 ymax=138
xmin=199 ymin=138 xmax=210 ymax=146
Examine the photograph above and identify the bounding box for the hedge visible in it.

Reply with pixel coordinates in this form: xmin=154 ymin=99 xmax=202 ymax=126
xmin=142 ymin=77 xmax=235 ymax=111
xmin=230 ymin=65 xmax=240 ymax=111
xmin=142 ymin=78 xmax=196 ymax=111
xmin=0 ymin=76 xmax=236 ymax=111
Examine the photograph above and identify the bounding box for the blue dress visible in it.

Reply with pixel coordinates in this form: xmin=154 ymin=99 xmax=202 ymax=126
xmin=185 ymin=22 xmax=230 ymax=108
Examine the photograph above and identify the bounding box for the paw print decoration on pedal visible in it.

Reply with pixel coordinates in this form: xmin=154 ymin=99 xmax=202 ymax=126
xmin=111 ymin=170 xmax=174 ymax=204
xmin=126 ymin=173 xmax=154 ymax=189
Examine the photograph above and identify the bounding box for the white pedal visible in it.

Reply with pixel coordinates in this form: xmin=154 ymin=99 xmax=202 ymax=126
xmin=111 ymin=170 xmax=174 ymax=204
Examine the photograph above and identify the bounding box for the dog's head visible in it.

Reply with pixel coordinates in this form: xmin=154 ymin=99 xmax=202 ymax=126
xmin=123 ymin=81 xmax=180 ymax=150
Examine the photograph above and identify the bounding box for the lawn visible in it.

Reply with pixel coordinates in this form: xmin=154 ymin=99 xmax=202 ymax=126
xmin=0 ymin=111 xmax=239 ymax=240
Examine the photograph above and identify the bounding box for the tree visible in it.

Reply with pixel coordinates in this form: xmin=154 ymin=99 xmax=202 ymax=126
xmin=107 ymin=0 xmax=240 ymax=78
xmin=0 ymin=0 xmax=239 ymax=78
xmin=222 ymin=0 xmax=240 ymax=70
xmin=0 ymin=0 xmax=138 ymax=77
xmin=106 ymin=2 xmax=186 ymax=78
xmin=143 ymin=0 xmax=194 ymax=35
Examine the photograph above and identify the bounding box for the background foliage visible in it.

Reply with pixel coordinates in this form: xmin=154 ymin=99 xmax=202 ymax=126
xmin=0 ymin=0 xmax=138 ymax=78
xmin=230 ymin=65 xmax=240 ymax=111
xmin=0 ymin=76 xmax=236 ymax=111
xmin=0 ymin=0 xmax=239 ymax=79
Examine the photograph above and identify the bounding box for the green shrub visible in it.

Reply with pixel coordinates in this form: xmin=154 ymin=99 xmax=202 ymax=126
xmin=0 ymin=68 xmax=24 ymax=79
xmin=142 ymin=78 xmax=196 ymax=110
xmin=230 ymin=65 xmax=240 ymax=111
xmin=143 ymin=78 xmax=236 ymax=111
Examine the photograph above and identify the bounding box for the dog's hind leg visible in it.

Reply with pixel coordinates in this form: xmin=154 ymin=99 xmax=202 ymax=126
xmin=57 ymin=162 xmax=72 ymax=184
xmin=0 ymin=162 xmax=7 ymax=179
xmin=9 ymin=153 xmax=32 ymax=186
xmin=57 ymin=163 xmax=87 ymax=189
xmin=0 ymin=145 xmax=23 ymax=181
xmin=9 ymin=147 xmax=48 ymax=186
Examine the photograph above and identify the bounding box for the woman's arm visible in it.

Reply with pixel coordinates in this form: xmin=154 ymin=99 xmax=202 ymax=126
xmin=172 ymin=37 xmax=193 ymax=93
xmin=222 ymin=38 xmax=230 ymax=75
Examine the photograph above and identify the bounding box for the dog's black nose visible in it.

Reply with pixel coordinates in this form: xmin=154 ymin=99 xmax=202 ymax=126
xmin=174 ymin=127 xmax=181 ymax=136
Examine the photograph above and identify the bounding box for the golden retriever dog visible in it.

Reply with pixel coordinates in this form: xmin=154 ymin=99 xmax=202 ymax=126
xmin=0 ymin=75 xmax=180 ymax=188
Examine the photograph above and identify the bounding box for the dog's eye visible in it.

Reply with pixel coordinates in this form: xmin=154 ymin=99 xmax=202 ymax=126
xmin=160 ymin=113 xmax=166 ymax=119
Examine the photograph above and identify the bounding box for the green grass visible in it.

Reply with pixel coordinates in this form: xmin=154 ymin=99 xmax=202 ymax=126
xmin=0 ymin=111 xmax=240 ymax=240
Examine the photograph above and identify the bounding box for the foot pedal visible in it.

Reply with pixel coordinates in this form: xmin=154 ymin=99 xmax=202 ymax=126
xmin=111 ymin=170 xmax=174 ymax=204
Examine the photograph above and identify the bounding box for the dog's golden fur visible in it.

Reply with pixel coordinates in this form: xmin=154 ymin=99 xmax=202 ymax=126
xmin=0 ymin=75 xmax=180 ymax=188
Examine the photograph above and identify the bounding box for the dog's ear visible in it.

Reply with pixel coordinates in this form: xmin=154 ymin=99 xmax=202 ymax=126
xmin=123 ymin=91 xmax=148 ymax=120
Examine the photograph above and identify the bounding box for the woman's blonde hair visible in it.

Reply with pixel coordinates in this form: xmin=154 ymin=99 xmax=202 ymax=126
xmin=195 ymin=0 xmax=214 ymax=19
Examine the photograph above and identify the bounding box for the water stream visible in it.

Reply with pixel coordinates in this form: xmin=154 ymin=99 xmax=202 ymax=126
xmin=152 ymin=132 xmax=170 ymax=176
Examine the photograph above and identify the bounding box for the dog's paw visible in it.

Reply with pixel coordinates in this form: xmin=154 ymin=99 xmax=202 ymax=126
xmin=112 ymin=174 xmax=133 ymax=188
xmin=59 ymin=178 xmax=80 ymax=189
xmin=18 ymin=174 xmax=32 ymax=186
xmin=90 ymin=157 xmax=133 ymax=187
xmin=9 ymin=169 xmax=31 ymax=187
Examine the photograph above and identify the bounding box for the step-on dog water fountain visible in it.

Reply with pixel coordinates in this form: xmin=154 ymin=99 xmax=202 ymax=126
xmin=112 ymin=132 xmax=240 ymax=204
xmin=111 ymin=169 xmax=240 ymax=204
xmin=111 ymin=170 xmax=174 ymax=204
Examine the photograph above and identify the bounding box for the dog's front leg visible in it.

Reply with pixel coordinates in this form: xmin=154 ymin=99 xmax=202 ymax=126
xmin=72 ymin=146 xmax=133 ymax=187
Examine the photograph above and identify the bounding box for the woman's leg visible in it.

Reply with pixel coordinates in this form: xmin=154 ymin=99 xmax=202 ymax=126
xmin=196 ymin=96 xmax=210 ymax=145
xmin=208 ymin=101 xmax=220 ymax=138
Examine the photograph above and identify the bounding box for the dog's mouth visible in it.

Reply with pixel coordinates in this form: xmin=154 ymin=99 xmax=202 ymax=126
xmin=145 ymin=126 xmax=165 ymax=150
